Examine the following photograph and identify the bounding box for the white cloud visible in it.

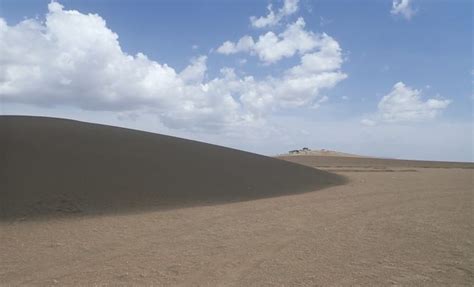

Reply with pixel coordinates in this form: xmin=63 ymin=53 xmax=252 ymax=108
xmin=250 ymin=0 xmax=299 ymax=28
xmin=216 ymin=36 xmax=254 ymax=55
xmin=361 ymin=119 xmax=376 ymax=126
xmin=310 ymin=95 xmax=328 ymax=109
xmin=365 ymin=82 xmax=451 ymax=124
xmin=0 ymin=3 xmax=242 ymax=130
xmin=391 ymin=0 xmax=415 ymax=20
xmin=179 ymin=56 xmax=207 ymax=83
xmin=319 ymin=16 xmax=333 ymax=27
xmin=0 ymin=1 xmax=347 ymax=132
xmin=281 ymin=0 xmax=299 ymax=15
xmin=217 ymin=18 xmax=328 ymax=64
xmin=237 ymin=58 xmax=247 ymax=65
xmin=255 ymin=18 xmax=321 ymax=63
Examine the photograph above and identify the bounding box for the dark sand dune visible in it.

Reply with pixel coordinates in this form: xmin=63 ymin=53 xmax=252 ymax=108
xmin=0 ymin=116 xmax=344 ymax=220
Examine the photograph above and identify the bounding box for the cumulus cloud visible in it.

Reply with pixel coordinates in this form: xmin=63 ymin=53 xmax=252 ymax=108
xmin=391 ymin=0 xmax=416 ymax=20
xmin=0 ymin=2 xmax=243 ymax=130
xmin=179 ymin=56 xmax=207 ymax=83
xmin=217 ymin=18 xmax=328 ymax=64
xmin=378 ymin=82 xmax=450 ymax=122
xmin=250 ymin=0 xmax=299 ymax=28
xmin=216 ymin=36 xmax=254 ymax=55
xmin=0 ymin=1 xmax=346 ymax=132
xmin=363 ymin=82 xmax=451 ymax=125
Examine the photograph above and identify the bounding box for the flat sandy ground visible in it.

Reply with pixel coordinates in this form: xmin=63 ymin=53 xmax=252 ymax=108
xmin=2 ymin=157 xmax=473 ymax=286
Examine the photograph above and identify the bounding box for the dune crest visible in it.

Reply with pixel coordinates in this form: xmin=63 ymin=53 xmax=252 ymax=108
xmin=0 ymin=116 xmax=345 ymax=220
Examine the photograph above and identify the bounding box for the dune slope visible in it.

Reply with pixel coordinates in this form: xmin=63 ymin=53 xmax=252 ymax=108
xmin=0 ymin=116 xmax=344 ymax=219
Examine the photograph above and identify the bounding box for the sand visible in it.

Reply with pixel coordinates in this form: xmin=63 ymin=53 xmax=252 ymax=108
xmin=1 ymin=116 xmax=473 ymax=286
xmin=278 ymin=154 xmax=474 ymax=169
xmin=0 ymin=116 xmax=342 ymax=220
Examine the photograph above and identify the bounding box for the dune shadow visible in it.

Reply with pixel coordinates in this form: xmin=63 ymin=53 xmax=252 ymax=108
xmin=0 ymin=116 xmax=347 ymax=221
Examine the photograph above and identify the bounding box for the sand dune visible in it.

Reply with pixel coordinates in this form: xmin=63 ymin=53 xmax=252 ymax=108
xmin=0 ymin=116 xmax=344 ymax=220
xmin=1 ymin=119 xmax=472 ymax=285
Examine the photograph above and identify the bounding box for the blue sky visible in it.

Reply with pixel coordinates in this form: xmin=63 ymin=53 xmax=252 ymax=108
xmin=0 ymin=0 xmax=472 ymax=161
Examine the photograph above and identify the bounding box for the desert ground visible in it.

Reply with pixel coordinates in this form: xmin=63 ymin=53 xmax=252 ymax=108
xmin=1 ymin=116 xmax=473 ymax=286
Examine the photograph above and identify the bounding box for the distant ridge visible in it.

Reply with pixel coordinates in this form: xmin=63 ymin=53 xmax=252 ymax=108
xmin=282 ymin=147 xmax=367 ymax=158
xmin=0 ymin=116 xmax=345 ymax=220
